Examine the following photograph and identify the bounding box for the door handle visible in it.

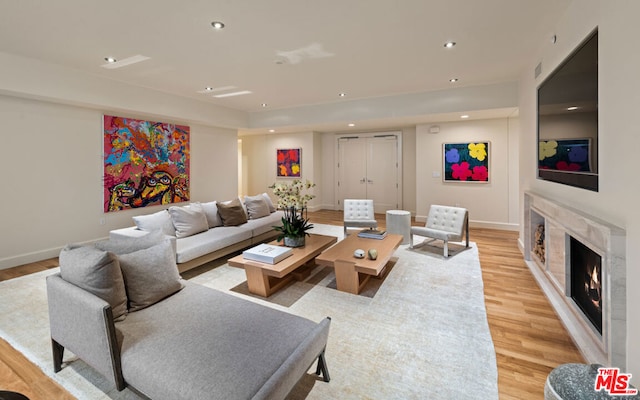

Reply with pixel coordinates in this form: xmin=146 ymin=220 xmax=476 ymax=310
xmin=367 ymin=179 xmax=373 ymax=184
xmin=360 ymin=178 xmax=366 ymax=183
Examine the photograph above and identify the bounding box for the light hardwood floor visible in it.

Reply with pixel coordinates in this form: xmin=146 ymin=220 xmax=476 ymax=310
xmin=0 ymin=210 xmax=584 ymax=399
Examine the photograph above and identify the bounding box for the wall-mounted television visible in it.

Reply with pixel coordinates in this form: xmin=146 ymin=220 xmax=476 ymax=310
xmin=537 ymin=29 xmax=598 ymax=191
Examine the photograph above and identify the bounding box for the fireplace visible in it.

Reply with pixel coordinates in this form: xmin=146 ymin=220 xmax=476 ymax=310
xmin=570 ymin=237 xmax=602 ymax=334
xmin=523 ymin=192 xmax=627 ymax=368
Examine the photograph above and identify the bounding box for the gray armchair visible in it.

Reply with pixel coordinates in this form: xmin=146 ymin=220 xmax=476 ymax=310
xmin=410 ymin=205 xmax=469 ymax=257
xmin=343 ymin=199 xmax=377 ymax=236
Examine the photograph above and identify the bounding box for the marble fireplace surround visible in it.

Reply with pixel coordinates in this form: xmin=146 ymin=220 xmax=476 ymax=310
xmin=523 ymin=191 xmax=626 ymax=368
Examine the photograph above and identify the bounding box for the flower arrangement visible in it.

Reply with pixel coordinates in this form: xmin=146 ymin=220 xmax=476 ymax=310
xmin=269 ymin=179 xmax=316 ymax=246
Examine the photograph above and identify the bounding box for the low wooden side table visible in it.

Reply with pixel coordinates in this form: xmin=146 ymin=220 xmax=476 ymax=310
xmin=316 ymin=233 xmax=402 ymax=295
xmin=228 ymin=234 xmax=337 ymax=297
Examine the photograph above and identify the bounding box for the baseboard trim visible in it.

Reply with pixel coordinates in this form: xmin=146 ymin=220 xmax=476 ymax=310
xmin=0 ymin=237 xmax=108 ymax=270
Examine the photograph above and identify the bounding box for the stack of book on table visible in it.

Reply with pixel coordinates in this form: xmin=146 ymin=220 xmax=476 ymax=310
xmin=357 ymin=229 xmax=387 ymax=239
xmin=243 ymin=243 xmax=293 ymax=264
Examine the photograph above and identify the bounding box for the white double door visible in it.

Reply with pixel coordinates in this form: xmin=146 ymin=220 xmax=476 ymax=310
xmin=337 ymin=133 xmax=401 ymax=213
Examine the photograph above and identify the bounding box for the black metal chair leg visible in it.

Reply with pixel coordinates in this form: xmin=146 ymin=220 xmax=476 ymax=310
xmin=315 ymin=350 xmax=330 ymax=382
xmin=52 ymin=339 xmax=64 ymax=372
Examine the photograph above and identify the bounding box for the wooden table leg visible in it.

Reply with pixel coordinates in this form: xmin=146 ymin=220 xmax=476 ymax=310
xmin=244 ymin=265 xmax=270 ymax=297
xmin=334 ymin=259 xmax=370 ymax=295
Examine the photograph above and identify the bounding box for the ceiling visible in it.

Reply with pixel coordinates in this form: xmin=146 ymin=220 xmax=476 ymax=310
xmin=0 ymin=0 xmax=571 ymax=133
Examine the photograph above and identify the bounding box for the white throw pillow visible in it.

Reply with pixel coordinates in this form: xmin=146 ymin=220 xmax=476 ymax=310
xmin=244 ymin=194 xmax=271 ymax=219
xmin=262 ymin=192 xmax=276 ymax=213
xmin=168 ymin=205 xmax=209 ymax=238
xmin=132 ymin=210 xmax=176 ymax=236
xmin=200 ymin=201 xmax=223 ymax=228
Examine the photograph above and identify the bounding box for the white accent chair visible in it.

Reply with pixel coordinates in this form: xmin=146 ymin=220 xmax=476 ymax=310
xmin=410 ymin=205 xmax=469 ymax=258
xmin=343 ymin=199 xmax=377 ymax=236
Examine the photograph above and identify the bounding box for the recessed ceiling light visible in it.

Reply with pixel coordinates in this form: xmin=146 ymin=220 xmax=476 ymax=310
xmin=444 ymin=41 xmax=456 ymax=48
xmin=269 ymin=129 xmax=275 ymax=133
xmin=213 ymin=90 xmax=252 ymax=98
xmin=205 ymin=87 xmax=214 ymax=91
xmin=211 ymin=21 xmax=225 ymax=29
xmin=339 ymin=93 xmax=346 ymax=97
xmin=261 ymin=103 xmax=268 ymax=107
xmin=567 ymin=106 xmax=579 ymax=111
xmin=348 ymin=123 xmax=355 ymax=127
xmin=449 ymin=78 xmax=459 ymax=83
xmin=104 ymin=57 xmax=117 ymax=63
xmin=460 ymin=115 xmax=469 ymax=119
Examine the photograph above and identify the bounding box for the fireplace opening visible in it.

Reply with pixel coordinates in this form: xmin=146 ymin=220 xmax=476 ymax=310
xmin=570 ymin=236 xmax=602 ymax=334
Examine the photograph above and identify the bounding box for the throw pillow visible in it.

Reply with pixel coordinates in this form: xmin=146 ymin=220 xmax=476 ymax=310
xmin=168 ymin=204 xmax=209 ymax=238
xmin=262 ymin=192 xmax=276 ymax=213
xmin=59 ymin=244 xmax=128 ymax=321
xmin=132 ymin=210 xmax=176 ymax=236
xmin=118 ymin=240 xmax=184 ymax=312
xmin=95 ymin=230 xmax=166 ymax=255
xmin=200 ymin=201 xmax=222 ymax=228
xmin=216 ymin=198 xmax=248 ymax=226
xmin=244 ymin=194 xmax=271 ymax=219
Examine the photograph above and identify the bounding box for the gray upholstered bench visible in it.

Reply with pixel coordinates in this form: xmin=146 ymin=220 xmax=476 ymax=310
xmin=46 ymin=235 xmax=331 ymax=400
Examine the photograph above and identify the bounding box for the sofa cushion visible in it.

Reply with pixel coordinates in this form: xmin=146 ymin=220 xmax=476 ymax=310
xmin=132 ymin=210 xmax=176 ymax=236
xmin=59 ymin=244 xmax=128 ymax=321
xmin=175 ymin=226 xmax=252 ymax=264
xmin=243 ymin=210 xmax=285 ymax=237
xmin=216 ymin=198 xmax=248 ymax=226
xmin=199 ymin=201 xmax=222 ymax=228
xmin=168 ymin=204 xmax=209 ymax=238
xmin=118 ymin=240 xmax=184 ymax=312
xmin=116 ymin=282 xmax=321 ymax=400
xmin=262 ymin=192 xmax=276 ymax=213
xmin=244 ymin=194 xmax=271 ymax=219
xmin=96 ymin=229 xmax=165 ymax=255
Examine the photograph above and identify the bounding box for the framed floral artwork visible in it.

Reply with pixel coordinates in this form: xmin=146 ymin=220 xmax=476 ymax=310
xmin=443 ymin=142 xmax=490 ymax=183
xmin=276 ymin=148 xmax=301 ymax=177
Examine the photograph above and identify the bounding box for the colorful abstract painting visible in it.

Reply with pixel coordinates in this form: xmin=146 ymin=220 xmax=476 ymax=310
xmin=103 ymin=115 xmax=190 ymax=212
xmin=443 ymin=142 xmax=490 ymax=182
xmin=277 ymin=148 xmax=301 ymax=177
xmin=538 ymin=139 xmax=592 ymax=172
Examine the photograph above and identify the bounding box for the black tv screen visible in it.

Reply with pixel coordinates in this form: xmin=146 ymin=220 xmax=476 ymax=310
xmin=537 ymin=30 xmax=598 ymax=191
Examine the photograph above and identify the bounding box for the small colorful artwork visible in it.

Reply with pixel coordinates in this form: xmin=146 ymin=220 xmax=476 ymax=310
xmin=538 ymin=139 xmax=591 ymax=172
xmin=103 ymin=115 xmax=190 ymax=212
xmin=443 ymin=142 xmax=490 ymax=182
xmin=277 ymin=148 xmax=301 ymax=177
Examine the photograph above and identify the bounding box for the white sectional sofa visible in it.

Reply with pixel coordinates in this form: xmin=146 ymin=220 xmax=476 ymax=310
xmin=110 ymin=194 xmax=284 ymax=273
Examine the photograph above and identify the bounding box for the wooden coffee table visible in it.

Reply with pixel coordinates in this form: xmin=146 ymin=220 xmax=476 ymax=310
xmin=228 ymin=234 xmax=337 ymax=297
xmin=315 ymin=233 xmax=403 ymax=295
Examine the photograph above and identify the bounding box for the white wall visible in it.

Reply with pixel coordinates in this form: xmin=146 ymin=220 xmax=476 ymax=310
xmin=0 ymin=94 xmax=238 ymax=269
xmin=519 ymin=0 xmax=640 ymax=379
xmin=240 ymin=132 xmax=321 ymax=209
xmin=416 ymin=118 xmax=519 ymax=229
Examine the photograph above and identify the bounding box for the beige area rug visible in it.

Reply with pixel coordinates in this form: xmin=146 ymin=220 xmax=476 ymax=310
xmin=0 ymin=224 xmax=498 ymax=399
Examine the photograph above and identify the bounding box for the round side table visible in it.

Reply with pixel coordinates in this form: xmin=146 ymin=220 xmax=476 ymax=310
xmin=385 ymin=210 xmax=411 ymax=245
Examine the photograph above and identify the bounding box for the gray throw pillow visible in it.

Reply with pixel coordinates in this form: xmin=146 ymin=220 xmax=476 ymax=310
xmin=59 ymin=244 xmax=128 ymax=321
xmin=118 ymin=239 xmax=184 ymax=312
xmin=95 ymin=230 xmax=166 ymax=255
xmin=168 ymin=204 xmax=209 ymax=238
xmin=216 ymin=198 xmax=248 ymax=226
xmin=244 ymin=194 xmax=271 ymax=219
xmin=200 ymin=201 xmax=222 ymax=228
xmin=132 ymin=210 xmax=176 ymax=236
